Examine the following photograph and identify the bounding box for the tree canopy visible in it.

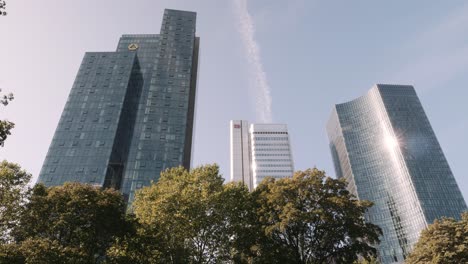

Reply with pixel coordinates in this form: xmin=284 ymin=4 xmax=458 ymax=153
xmin=0 ymin=160 xmax=31 ymax=243
xmin=108 ymin=165 xmax=381 ymax=264
xmin=406 ymin=212 xmax=468 ymax=264
xmin=252 ymin=168 xmax=382 ymax=264
xmin=1 ymin=164 xmax=382 ymax=263
xmin=0 ymin=89 xmax=14 ymax=147
xmin=1 ymin=182 xmax=132 ymax=264
xmin=120 ymin=165 xmax=257 ymax=263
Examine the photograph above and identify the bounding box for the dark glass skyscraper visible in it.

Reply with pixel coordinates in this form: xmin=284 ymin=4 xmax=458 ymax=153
xmin=327 ymin=84 xmax=466 ymax=263
xmin=39 ymin=9 xmax=199 ymax=206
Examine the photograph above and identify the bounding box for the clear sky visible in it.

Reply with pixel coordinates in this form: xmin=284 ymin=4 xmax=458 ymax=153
xmin=1 ymin=0 xmax=467 ymax=201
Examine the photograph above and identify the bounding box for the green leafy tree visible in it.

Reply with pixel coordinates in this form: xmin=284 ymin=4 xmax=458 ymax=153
xmin=9 ymin=182 xmax=131 ymax=263
xmin=2 ymin=163 xmax=384 ymax=264
xmin=105 ymin=224 xmax=165 ymax=264
xmin=353 ymin=256 xmax=380 ymax=264
xmin=0 ymin=89 xmax=14 ymax=147
xmin=406 ymin=212 xmax=468 ymax=264
xmin=127 ymin=165 xmax=257 ymax=263
xmin=252 ymin=168 xmax=382 ymax=264
xmin=0 ymin=243 xmax=24 ymax=264
xmin=15 ymin=238 xmax=88 ymax=264
xmin=0 ymin=161 xmax=31 ymax=243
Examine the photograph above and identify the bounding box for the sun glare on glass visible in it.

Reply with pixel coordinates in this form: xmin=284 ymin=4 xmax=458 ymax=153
xmin=384 ymin=135 xmax=399 ymax=149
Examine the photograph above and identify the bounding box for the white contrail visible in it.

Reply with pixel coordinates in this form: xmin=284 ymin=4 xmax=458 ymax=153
xmin=233 ymin=0 xmax=273 ymax=123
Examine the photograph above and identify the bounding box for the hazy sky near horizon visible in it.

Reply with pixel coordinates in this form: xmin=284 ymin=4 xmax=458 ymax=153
xmin=1 ymin=0 xmax=468 ymax=200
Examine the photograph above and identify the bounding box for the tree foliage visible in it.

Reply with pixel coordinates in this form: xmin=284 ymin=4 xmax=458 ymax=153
xmin=0 ymin=161 xmax=31 ymax=243
xmin=1 ymin=164 xmax=382 ymax=263
xmin=406 ymin=212 xmax=468 ymax=264
xmin=252 ymin=169 xmax=382 ymax=264
xmin=1 ymin=238 xmax=89 ymax=264
xmin=110 ymin=165 xmax=380 ymax=263
xmin=106 ymin=229 xmax=164 ymax=264
xmin=121 ymin=165 xmax=257 ymax=264
xmin=2 ymin=182 xmax=131 ymax=263
xmin=0 ymin=89 xmax=14 ymax=147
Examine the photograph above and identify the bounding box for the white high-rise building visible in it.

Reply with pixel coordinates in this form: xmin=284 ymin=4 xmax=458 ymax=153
xmin=230 ymin=120 xmax=252 ymax=190
xmin=230 ymin=120 xmax=294 ymax=190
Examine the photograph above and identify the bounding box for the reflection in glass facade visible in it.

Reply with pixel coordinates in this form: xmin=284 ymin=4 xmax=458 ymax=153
xmin=327 ymin=84 xmax=467 ymax=263
xmin=38 ymin=9 xmax=199 ymax=207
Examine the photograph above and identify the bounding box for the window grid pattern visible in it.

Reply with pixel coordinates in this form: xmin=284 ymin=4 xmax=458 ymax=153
xmin=118 ymin=9 xmax=198 ymax=206
xmin=250 ymin=124 xmax=294 ymax=188
xmin=39 ymin=52 xmax=141 ymax=188
xmin=326 ymin=84 xmax=467 ymax=263
xmin=38 ymin=9 xmax=199 ymax=210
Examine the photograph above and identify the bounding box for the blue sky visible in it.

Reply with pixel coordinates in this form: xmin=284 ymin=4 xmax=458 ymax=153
xmin=1 ymin=0 xmax=467 ymax=200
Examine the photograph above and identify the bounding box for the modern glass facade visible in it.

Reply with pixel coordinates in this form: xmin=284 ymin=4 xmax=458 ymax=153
xmin=230 ymin=121 xmax=294 ymax=190
xmin=38 ymin=52 xmax=142 ymax=189
xmin=117 ymin=10 xmax=199 ymax=204
xmin=327 ymin=84 xmax=467 ymax=263
xmin=38 ymin=9 xmax=199 ymax=207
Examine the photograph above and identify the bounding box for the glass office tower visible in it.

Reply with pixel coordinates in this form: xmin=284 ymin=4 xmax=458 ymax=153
xmin=39 ymin=9 xmax=199 ymax=206
xmin=230 ymin=120 xmax=294 ymax=190
xmin=326 ymin=84 xmax=466 ymax=263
